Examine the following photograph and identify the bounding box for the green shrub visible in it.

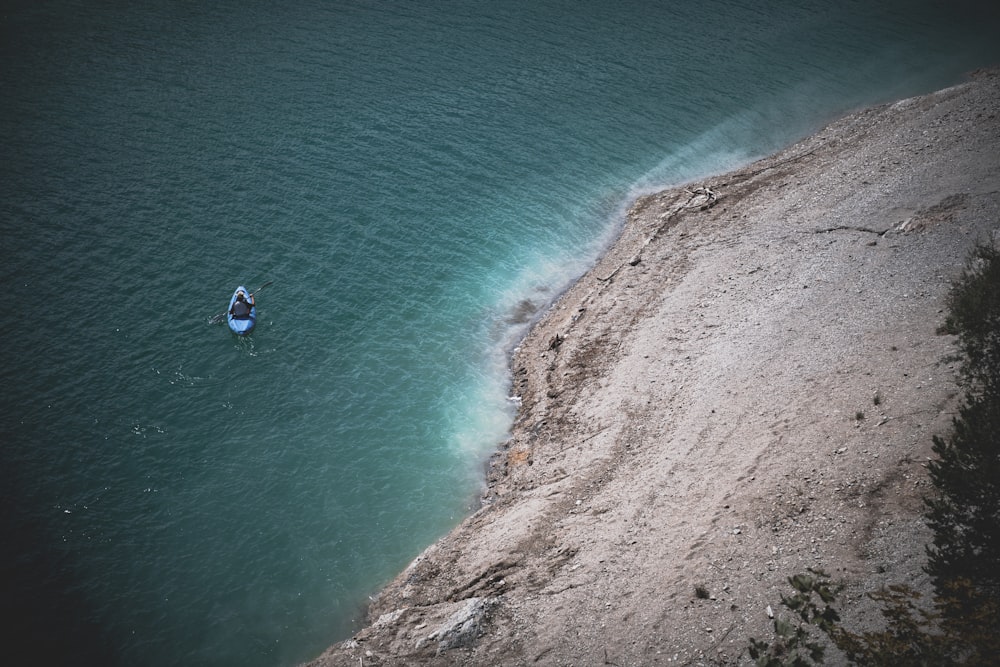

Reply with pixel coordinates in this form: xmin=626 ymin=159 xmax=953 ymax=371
xmin=939 ymin=242 xmax=1000 ymax=396
xmin=749 ymin=570 xmax=953 ymax=667
xmin=924 ymin=240 xmax=1000 ymax=658
xmin=748 ymin=569 xmax=839 ymax=667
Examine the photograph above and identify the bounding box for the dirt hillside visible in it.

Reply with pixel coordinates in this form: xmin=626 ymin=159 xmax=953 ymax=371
xmin=305 ymin=68 xmax=1000 ymax=667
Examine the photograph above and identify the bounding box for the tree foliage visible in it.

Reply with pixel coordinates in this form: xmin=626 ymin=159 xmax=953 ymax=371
xmin=747 ymin=570 xmax=839 ymax=667
xmin=749 ymin=570 xmax=953 ymax=667
xmin=939 ymin=242 xmax=1000 ymax=396
xmin=925 ymin=240 xmax=1000 ymax=659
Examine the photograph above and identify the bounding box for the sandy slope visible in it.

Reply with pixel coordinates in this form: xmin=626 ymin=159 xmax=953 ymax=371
xmin=305 ymin=68 xmax=1000 ymax=666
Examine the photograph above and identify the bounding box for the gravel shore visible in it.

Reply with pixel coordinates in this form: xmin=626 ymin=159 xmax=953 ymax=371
xmin=305 ymin=68 xmax=1000 ymax=667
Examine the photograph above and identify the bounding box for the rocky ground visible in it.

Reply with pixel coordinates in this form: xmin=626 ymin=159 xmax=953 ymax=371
xmin=304 ymin=68 xmax=1000 ymax=666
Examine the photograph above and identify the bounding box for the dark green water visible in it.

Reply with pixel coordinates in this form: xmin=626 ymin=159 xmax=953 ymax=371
xmin=2 ymin=1 xmax=998 ymax=665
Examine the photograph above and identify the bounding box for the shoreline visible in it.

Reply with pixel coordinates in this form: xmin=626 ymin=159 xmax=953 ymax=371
xmin=305 ymin=68 xmax=1000 ymax=666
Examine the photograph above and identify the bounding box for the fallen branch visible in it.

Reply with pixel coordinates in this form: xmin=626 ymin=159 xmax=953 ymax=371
xmin=812 ymin=225 xmax=890 ymax=236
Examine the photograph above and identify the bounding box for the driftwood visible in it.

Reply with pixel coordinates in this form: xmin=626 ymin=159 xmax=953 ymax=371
xmin=598 ymin=185 xmax=719 ymax=282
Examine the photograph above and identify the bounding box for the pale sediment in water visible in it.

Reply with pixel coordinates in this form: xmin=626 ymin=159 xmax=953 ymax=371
xmin=305 ymin=68 xmax=1000 ymax=666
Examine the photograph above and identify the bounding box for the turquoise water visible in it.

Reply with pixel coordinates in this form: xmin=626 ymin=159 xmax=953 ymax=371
xmin=2 ymin=1 xmax=998 ymax=665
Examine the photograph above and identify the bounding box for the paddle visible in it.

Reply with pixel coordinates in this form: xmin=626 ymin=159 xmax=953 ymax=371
xmin=210 ymin=281 xmax=273 ymax=324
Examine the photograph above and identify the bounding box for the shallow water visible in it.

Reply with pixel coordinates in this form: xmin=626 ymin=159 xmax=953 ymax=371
xmin=2 ymin=1 xmax=998 ymax=665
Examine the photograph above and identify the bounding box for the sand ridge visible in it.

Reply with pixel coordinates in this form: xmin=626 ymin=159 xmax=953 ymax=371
xmin=305 ymin=68 xmax=1000 ymax=666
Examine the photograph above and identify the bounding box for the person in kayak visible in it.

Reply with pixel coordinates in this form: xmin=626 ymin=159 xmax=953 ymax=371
xmin=229 ymin=291 xmax=254 ymax=319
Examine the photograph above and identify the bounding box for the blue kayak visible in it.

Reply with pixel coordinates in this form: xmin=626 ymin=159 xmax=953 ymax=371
xmin=226 ymin=285 xmax=256 ymax=335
